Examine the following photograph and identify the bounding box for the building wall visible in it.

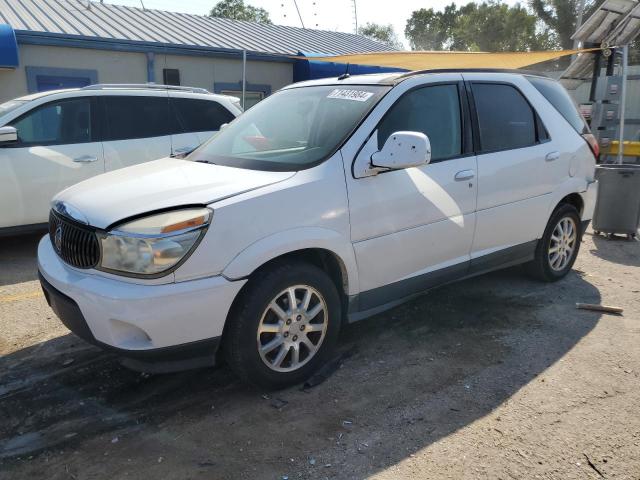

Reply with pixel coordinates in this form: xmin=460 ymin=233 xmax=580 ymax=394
xmin=153 ymin=53 xmax=292 ymax=94
xmin=0 ymin=43 xmax=293 ymax=104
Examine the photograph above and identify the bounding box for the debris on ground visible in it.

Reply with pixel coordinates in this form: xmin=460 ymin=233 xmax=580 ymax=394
xmin=302 ymin=348 xmax=356 ymax=391
xmin=584 ymin=453 xmax=605 ymax=478
xmin=576 ymin=303 xmax=624 ymax=315
xmin=270 ymin=398 xmax=288 ymax=410
xmin=61 ymin=358 xmax=74 ymax=367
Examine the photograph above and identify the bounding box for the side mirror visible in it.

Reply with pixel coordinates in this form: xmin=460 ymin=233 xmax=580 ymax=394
xmin=371 ymin=131 xmax=431 ymax=171
xmin=0 ymin=126 xmax=17 ymax=144
xmin=219 ymin=123 xmax=229 ymax=131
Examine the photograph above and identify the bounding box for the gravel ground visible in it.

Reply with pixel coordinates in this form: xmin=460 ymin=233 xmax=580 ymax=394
xmin=0 ymin=229 xmax=638 ymax=480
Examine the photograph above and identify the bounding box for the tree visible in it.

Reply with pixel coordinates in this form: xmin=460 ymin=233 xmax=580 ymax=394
xmin=358 ymin=23 xmax=403 ymax=50
xmin=209 ymin=0 xmax=272 ymax=24
xmin=530 ymin=0 xmax=597 ymax=50
xmin=405 ymin=1 xmax=552 ymax=52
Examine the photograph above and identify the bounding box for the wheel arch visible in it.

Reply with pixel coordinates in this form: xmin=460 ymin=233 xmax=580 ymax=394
xmin=556 ymin=192 xmax=584 ymax=216
xmin=222 ymin=227 xmax=358 ymax=297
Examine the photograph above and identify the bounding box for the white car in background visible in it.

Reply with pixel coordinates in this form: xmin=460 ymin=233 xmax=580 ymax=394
xmin=0 ymin=84 xmax=241 ymax=235
xmin=38 ymin=70 xmax=598 ymax=389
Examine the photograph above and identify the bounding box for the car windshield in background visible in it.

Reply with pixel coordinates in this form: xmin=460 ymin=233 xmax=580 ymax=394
xmin=0 ymin=99 xmax=28 ymax=118
xmin=192 ymin=85 xmax=390 ymax=171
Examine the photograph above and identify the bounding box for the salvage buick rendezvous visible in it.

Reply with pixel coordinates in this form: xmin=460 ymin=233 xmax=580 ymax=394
xmin=38 ymin=71 xmax=598 ymax=388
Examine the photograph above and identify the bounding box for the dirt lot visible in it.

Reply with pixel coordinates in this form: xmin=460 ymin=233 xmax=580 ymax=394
xmin=0 ymin=229 xmax=639 ymax=480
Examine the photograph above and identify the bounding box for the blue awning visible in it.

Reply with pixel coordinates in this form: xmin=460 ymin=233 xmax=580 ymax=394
xmin=293 ymin=51 xmax=406 ymax=82
xmin=0 ymin=24 xmax=19 ymax=69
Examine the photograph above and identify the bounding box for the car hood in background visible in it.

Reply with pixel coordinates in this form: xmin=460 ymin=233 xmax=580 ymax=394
xmin=53 ymin=158 xmax=296 ymax=229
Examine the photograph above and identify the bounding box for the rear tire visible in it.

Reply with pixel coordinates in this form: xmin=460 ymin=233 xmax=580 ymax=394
xmin=525 ymin=204 xmax=582 ymax=282
xmin=223 ymin=260 xmax=341 ymax=390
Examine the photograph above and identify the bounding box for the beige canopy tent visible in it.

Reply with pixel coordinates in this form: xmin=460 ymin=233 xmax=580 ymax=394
xmin=295 ymin=49 xmax=599 ymax=71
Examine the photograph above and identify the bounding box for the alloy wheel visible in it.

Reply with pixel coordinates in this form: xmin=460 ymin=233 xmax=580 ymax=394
xmin=548 ymin=216 xmax=577 ymax=271
xmin=256 ymin=285 xmax=328 ymax=372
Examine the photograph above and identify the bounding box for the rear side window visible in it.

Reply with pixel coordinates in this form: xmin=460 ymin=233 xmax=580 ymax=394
xmin=377 ymin=84 xmax=462 ymax=162
xmin=102 ymin=96 xmax=170 ymax=141
xmin=526 ymin=76 xmax=588 ymax=133
xmin=472 ymin=83 xmax=537 ymax=153
xmin=171 ymin=98 xmax=235 ymax=134
xmin=10 ymin=98 xmax=92 ymax=146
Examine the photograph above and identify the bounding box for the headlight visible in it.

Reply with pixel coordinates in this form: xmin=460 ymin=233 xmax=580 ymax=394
xmin=98 ymin=208 xmax=212 ymax=276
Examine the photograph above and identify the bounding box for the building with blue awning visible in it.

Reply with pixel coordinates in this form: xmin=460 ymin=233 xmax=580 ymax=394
xmin=0 ymin=0 xmax=392 ymax=105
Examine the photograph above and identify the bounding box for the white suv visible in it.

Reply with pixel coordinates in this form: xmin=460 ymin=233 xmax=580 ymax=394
xmin=0 ymin=84 xmax=241 ymax=234
xmin=37 ymin=71 xmax=598 ymax=388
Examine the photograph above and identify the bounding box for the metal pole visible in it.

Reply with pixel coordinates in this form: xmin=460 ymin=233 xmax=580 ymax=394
xmin=617 ymin=45 xmax=628 ymax=165
xmin=573 ymin=0 xmax=586 ymax=50
xmin=242 ymin=49 xmax=246 ymax=110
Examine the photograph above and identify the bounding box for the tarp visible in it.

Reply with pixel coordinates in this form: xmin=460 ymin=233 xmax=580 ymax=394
xmin=293 ymin=49 xmax=599 ymax=71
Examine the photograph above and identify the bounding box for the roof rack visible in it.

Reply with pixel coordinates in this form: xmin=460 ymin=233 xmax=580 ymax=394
xmin=396 ymin=68 xmax=550 ymax=80
xmin=81 ymin=84 xmax=211 ymax=94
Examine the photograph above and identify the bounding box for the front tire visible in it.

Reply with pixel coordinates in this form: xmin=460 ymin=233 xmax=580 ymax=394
xmin=525 ymin=203 xmax=582 ymax=282
xmin=223 ymin=261 xmax=341 ymax=389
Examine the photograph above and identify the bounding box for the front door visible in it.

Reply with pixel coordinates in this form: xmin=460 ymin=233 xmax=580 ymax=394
xmin=346 ymin=80 xmax=477 ymax=311
xmin=0 ymin=96 xmax=104 ymax=228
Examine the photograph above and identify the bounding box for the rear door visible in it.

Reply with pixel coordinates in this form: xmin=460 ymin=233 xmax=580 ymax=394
xmin=0 ymin=96 xmax=104 ymax=228
xmin=169 ymin=94 xmax=236 ymax=155
xmin=100 ymin=93 xmax=172 ymax=171
xmin=464 ymin=74 xmax=557 ymax=266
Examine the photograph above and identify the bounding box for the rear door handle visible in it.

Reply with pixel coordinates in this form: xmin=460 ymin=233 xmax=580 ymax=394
xmin=545 ymin=151 xmax=560 ymax=162
xmin=455 ymin=169 xmax=475 ymax=181
xmin=73 ymin=155 xmax=98 ymax=163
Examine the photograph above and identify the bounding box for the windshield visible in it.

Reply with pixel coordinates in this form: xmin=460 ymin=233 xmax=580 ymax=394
xmin=192 ymin=85 xmax=389 ymax=171
xmin=0 ymin=100 xmax=28 ymax=118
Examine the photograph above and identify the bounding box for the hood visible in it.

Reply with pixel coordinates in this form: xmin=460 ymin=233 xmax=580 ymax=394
xmin=54 ymin=158 xmax=296 ymax=228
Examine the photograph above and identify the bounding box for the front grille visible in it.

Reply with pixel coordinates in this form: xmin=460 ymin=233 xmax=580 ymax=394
xmin=49 ymin=210 xmax=100 ymax=269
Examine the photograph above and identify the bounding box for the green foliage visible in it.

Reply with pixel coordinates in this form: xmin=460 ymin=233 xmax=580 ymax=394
xmin=405 ymin=1 xmax=554 ymax=52
xmin=209 ymin=0 xmax=272 ymax=24
xmin=530 ymin=0 xmax=597 ymax=50
xmin=358 ymin=22 xmax=403 ymax=50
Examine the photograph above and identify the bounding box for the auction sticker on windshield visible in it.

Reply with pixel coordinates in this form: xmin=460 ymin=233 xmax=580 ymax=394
xmin=327 ymin=89 xmax=374 ymax=102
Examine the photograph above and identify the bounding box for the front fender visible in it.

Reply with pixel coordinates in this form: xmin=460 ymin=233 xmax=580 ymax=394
xmin=222 ymin=227 xmax=359 ymax=295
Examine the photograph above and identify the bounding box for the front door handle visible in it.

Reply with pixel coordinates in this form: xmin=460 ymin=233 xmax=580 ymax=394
xmin=545 ymin=151 xmax=560 ymax=162
xmin=455 ymin=169 xmax=475 ymax=181
xmin=73 ymin=155 xmax=98 ymax=163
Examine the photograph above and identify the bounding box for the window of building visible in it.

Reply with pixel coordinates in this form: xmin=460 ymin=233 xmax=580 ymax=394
xmin=102 ymin=96 xmax=170 ymax=141
xmin=377 ymin=84 xmax=462 ymax=162
xmin=170 ymin=98 xmax=235 ymax=133
xmin=163 ymin=68 xmax=180 ymax=86
xmin=472 ymin=83 xmax=537 ymax=153
xmin=220 ymin=90 xmax=264 ymax=110
xmin=11 ymin=98 xmax=92 ymax=145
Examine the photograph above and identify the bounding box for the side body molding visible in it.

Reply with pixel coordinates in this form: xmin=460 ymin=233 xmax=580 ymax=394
xmin=222 ymin=227 xmax=360 ymax=296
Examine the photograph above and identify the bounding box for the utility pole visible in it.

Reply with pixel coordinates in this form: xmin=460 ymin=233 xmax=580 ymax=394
xmin=352 ymin=0 xmax=358 ymax=34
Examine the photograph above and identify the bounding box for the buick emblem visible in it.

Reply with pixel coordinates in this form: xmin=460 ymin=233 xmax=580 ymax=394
xmin=54 ymin=225 xmax=63 ymax=253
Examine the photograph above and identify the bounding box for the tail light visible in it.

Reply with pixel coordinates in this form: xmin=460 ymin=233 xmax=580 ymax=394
xmin=582 ymin=133 xmax=600 ymax=159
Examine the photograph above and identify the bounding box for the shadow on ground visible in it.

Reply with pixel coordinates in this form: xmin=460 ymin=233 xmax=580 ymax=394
xmin=590 ymin=232 xmax=640 ymax=267
xmin=0 ymin=264 xmax=602 ymax=479
xmin=0 ymin=233 xmax=42 ymax=286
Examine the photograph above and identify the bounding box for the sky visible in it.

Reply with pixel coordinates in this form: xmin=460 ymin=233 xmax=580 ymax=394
xmin=104 ymin=0 xmax=520 ymax=48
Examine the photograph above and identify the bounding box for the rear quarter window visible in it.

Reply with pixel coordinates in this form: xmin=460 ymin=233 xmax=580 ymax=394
xmin=526 ymin=76 xmax=588 ymax=134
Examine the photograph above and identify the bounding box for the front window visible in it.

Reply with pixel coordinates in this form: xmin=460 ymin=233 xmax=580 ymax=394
xmin=192 ymin=85 xmax=389 ymax=171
